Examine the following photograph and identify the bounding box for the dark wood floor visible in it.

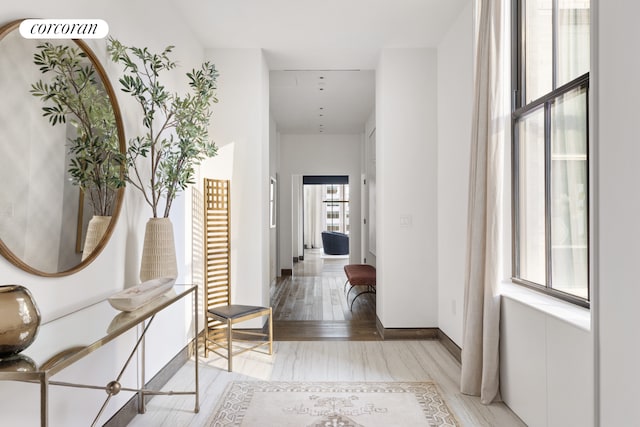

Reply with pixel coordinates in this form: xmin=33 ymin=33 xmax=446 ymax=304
xmin=271 ymin=249 xmax=379 ymax=340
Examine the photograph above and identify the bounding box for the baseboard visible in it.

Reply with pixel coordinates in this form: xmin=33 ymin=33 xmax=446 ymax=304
xmin=103 ymin=342 xmax=193 ymax=427
xmin=274 ymin=320 xmax=379 ymax=341
xmin=375 ymin=316 xmax=438 ymax=340
xmin=375 ymin=316 xmax=461 ymax=362
xmin=437 ymin=329 xmax=462 ymax=364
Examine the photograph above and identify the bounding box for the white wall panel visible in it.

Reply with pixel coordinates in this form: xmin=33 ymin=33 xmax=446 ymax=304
xmin=597 ymin=1 xmax=640 ymax=424
xmin=501 ymin=296 xmax=593 ymax=427
xmin=501 ymin=298 xmax=548 ymax=427
xmin=546 ymin=316 xmax=593 ymax=427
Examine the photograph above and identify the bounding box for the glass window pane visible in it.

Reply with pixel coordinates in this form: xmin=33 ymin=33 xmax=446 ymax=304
xmin=550 ymin=87 xmax=588 ymax=299
xmin=557 ymin=0 xmax=590 ymax=87
xmin=525 ymin=0 xmax=553 ymax=102
xmin=517 ymin=107 xmax=546 ymax=285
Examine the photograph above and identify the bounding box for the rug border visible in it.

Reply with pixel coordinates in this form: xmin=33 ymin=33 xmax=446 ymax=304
xmin=206 ymin=380 xmax=460 ymax=427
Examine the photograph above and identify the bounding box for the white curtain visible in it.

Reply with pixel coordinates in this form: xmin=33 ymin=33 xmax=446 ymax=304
xmin=460 ymin=0 xmax=510 ymax=404
xmin=304 ymin=185 xmax=323 ymax=249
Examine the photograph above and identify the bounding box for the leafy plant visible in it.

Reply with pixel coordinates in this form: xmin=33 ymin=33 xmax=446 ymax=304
xmin=30 ymin=42 xmax=125 ymax=216
xmin=107 ymin=38 xmax=219 ymax=218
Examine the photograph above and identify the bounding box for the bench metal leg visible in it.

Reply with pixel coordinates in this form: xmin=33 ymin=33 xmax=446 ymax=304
xmin=349 ymin=285 xmax=376 ymax=311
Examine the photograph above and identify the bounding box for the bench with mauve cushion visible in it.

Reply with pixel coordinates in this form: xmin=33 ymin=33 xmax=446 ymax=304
xmin=343 ymin=264 xmax=376 ymax=311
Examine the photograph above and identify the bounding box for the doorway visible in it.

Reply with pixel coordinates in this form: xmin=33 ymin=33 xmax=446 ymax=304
xmin=270 ymin=255 xmax=377 ymax=339
xmin=302 ymin=175 xmax=350 ymax=261
xmin=271 ymin=175 xmax=377 ymax=340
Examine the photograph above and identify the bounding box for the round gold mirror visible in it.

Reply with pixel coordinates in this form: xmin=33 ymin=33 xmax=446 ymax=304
xmin=0 ymin=19 xmax=125 ymax=276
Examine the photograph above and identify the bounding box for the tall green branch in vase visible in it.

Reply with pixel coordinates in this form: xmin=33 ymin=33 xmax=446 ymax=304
xmin=30 ymin=42 xmax=125 ymax=216
xmin=107 ymin=38 xmax=219 ymax=218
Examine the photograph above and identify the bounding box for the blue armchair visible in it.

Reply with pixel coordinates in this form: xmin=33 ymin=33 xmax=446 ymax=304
xmin=321 ymin=231 xmax=349 ymax=255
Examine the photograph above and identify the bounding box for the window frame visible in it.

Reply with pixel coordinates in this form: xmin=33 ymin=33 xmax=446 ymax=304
xmin=511 ymin=0 xmax=590 ymax=308
xmin=321 ymin=183 xmax=350 ymax=235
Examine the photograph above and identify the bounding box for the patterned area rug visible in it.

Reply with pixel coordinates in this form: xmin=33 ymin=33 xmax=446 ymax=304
xmin=207 ymin=381 xmax=459 ymax=426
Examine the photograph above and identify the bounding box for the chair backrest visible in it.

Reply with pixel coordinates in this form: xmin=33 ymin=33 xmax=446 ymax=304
xmin=204 ymin=179 xmax=231 ymax=329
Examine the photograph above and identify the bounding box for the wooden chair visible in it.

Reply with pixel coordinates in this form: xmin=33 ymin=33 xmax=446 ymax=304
xmin=202 ymin=178 xmax=272 ymax=372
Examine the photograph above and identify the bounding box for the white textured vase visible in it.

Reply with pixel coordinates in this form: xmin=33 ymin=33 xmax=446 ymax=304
xmin=139 ymin=217 xmax=178 ymax=282
xmin=82 ymin=215 xmax=111 ymax=261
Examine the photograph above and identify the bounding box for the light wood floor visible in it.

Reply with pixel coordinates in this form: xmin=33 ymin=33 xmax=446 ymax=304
xmin=127 ymin=341 xmax=525 ymax=427
xmin=125 ymin=249 xmax=525 ymax=426
xmin=271 ymin=249 xmax=379 ymax=340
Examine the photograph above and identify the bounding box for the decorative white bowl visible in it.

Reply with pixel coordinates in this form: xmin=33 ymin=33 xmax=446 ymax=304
xmin=108 ymin=277 xmax=176 ymax=312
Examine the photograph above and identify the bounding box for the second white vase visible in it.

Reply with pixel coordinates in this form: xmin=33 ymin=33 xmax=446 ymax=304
xmin=139 ymin=217 xmax=178 ymax=282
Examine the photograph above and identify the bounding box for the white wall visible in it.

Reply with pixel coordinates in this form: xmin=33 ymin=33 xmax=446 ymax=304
xmin=269 ymin=115 xmax=279 ymax=283
xmin=597 ymin=1 xmax=640 ymax=424
xmin=363 ymin=110 xmax=377 ymax=266
xmin=436 ymin=1 xmax=473 ymax=346
xmin=0 ymin=1 xmax=205 ymax=424
xmin=201 ymin=48 xmax=271 ymax=317
xmin=376 ymin=48 xmax=438 ymax=328
xmin=292 ymin=174 xmax=304 ymax=261
xmin=278 ymin=134 xmax=363 ymax=272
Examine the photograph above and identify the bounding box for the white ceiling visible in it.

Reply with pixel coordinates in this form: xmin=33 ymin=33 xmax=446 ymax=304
xmin=270 ymin=70 xmax=375 ymax=134
xmin=172 ymin=0 xmax=469 ymax=134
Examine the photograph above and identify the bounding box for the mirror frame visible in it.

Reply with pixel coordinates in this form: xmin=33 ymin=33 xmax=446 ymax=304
xmin=0 ymin=19 xmax=126 ymax=277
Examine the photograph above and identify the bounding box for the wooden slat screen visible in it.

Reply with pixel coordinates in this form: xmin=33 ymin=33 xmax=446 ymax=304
xmin=204 ymin=179 xmax=231 ymax=334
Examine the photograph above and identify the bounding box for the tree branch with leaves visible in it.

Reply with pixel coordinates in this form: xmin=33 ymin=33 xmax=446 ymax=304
xmin=30 ymin=42 xmax=125 ymax=216
xmin=107 ymin=38 xmax=219 ymax=218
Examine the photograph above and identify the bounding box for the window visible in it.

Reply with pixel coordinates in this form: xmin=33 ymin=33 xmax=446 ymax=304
xmin=322 ymin=184 xmax=350 ymax=234
xmin=512 ymin=0 xmax=590 ymax=306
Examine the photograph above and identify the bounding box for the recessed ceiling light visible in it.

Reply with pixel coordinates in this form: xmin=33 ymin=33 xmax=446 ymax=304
xmin=319 ymin=88 xmax=324 ymax=91
xmin=320 ymin=114 xmax=324 ymax=117
xmin=319 ymin=76 xmax=325 ymax=79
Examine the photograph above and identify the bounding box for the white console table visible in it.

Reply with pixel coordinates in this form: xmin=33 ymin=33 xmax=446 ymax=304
xmin=0 ymin=284 xmax=199 ymax=426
